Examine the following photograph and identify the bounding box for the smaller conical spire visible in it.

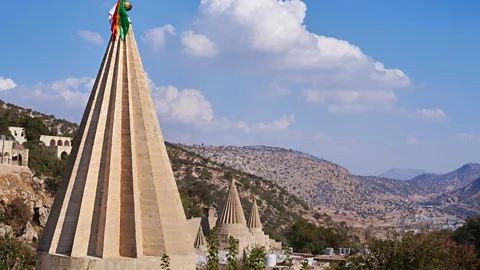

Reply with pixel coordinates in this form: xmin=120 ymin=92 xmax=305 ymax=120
xmin=217 ymin=180 xmax=246 ymax=225
xmin=247 ymin=196 xmax=263 ymax=230
xmin=194 ymin=226 xmax=206 ymax=248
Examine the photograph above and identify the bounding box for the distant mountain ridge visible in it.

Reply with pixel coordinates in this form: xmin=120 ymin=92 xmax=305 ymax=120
xmin=379 ymin=168 xmax=430 ymax=180
xmin=181 ymin=144 xmax=417 ymax=224
xmin=409 ymin=163 xmax=480 ymax=194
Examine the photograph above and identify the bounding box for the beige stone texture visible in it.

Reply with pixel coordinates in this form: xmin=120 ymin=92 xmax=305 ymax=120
xmin=37 ymin=25 xmax=195 ymax=269
xmin=247 ymin=196 xmax=270 ymax=250
xmin=215 ymin=181 xmax=254 ymax=252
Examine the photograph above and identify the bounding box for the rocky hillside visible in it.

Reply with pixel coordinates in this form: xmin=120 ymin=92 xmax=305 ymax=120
xmin=410 ymin=163 xmax=480 ymax=194
xmin=0 ymin=99 xmax=78 ymax=136
xmin=434 ymin=177 xmax=480 ymax=218
xmin=166 ymin=142 xmax=325 ymax=239
xmin=180 ymin=145 xmax=417 ymax=221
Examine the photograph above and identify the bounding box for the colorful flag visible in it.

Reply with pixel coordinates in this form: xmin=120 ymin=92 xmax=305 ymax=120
xmin=109 ymin=0 xmax=130 ymax=40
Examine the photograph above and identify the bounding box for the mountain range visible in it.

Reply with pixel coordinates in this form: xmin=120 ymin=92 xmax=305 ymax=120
xmin=182 ymin=144 xmax=480 ymax=225
xmin=379 ymin=168 xmax=430 ymax=180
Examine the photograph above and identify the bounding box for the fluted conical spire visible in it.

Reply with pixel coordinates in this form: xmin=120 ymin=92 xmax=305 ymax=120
xmin=37 ymin=24 xmax=195 ymax=270
xmin=217 ymin=180 xmax=246 ymax=225
xmin=194 ymin=226 xmax=206 ymax=249
xmin=247 ymin=196 xmax=262 ymax=230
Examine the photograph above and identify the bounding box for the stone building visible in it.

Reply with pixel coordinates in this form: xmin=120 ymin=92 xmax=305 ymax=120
xmin=8 ymin=126 xmax=73 ymax=160
xmin=190 ymin=181 xmax=272 ymax=254
xmin=0 ymin=139 xmax=28 ymax=167
xmin=9 ymin=126 xmax=27 ymax=145
xmin=39 ymin=135 xmax=73 ymax=159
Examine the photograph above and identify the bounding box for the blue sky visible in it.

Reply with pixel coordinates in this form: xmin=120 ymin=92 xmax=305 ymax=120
xmin=0 ymin=0 xmax=479 ymax=175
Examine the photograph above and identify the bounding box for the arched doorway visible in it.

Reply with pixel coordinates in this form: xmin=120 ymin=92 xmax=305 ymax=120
xmin=3 ymin=152 xmax=10 ymax=164
xmin=57 ymin=140 xmax=63 ymax=146
xmin=64 ymin=140 xmax=70 ymax=147
xmin=18 ymin=154 xmax=22 ymax=166
xmin=12 ymin=152 xmax=20 ymax=166
xmin=50 ymin=139 xmax=56 ymax=146
xmin=61 ymin=151 xmax=69 ymax=161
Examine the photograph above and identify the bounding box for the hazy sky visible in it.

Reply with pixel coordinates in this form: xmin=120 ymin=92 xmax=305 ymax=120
xmin=0 ymin=0 xmax=479 ymax=175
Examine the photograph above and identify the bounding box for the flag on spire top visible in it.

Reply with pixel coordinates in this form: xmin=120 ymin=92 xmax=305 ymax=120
xmin=109 ymin=0 xmax=130 ymax=40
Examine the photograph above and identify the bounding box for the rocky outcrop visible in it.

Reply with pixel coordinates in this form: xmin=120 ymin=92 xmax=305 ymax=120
xmin=18 ymin=222 xmax=38 ymax=243
xmin=0 ymin=223 xmax=13 ymax=237
xmin=0 ymin=170 xmax=53 ymax=243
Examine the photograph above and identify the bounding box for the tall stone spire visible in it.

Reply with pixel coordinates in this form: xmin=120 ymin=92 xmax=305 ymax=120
xmin=247 ymin=196 xmax=262 ymax=232
xmin=194 ymin=226 xmax=206 ymax=250
xmin=247 ymin=196 xmax=270 ymax=250
xmin=217 ymin=180 xmax=246 ymax=225
xmin=215 ymin=180 xmax=253 ymax=251
xmin=37 ymin=23 xmax=195 ymax=269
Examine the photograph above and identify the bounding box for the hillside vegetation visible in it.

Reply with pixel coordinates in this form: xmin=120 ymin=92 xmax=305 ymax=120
xmin=0 ymin=99 xmax=78 ymax=138
xmin=181 ymin=145 xmax=420 ymax=220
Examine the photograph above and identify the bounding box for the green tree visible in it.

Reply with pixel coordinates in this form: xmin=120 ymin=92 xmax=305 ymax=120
xmin=287 ymin=219 xmax=347 ymax=255
xmin=0 ymin=117 xmax=13 ymax=140
xmin=207 ymin=229 xmax=220 ymax=270
xmin=350 ymin=230 xmax=480 ymax=270
xmin=23 ymin=141 xmax=66 ymax=194
xmin=23 ymin=117 xmax=50 ymax=141
xmin=226 ymin=236 xmax=238 ymax=270
xmin=284 ymin=247 xmax=293 ymax=269
xmin=160 ymin=254 xmax=171 ymax=270
xmin=245 ymin=246 xmax=266 ymax=270
xmin=452 ymin=216 xmax=480 ymax=257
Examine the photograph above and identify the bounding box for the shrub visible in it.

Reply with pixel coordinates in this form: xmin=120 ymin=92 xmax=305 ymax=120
xmin=0 ymin=234 xmax=36 ymax=270
xmin=5 ymin=198 xmax=32 ymax=235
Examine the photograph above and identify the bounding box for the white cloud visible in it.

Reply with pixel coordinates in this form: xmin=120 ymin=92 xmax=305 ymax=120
xmin=457 ymin=133 xmax=480 ymax=142
xmin=147 ymin=76 xmax=296 ymax=134
xmin=190 ymin=0 xmax=410 ymax=91
xmin=51 ymin=77 xmax=94 ymax=93
xmin=78 ymin=30 xmax=104 ymax=46
xmin=265 ymin=84 xmax=292 ymax=98
xmin=142 ymin=25 xmax=176 ymax=51
xmin=181 ymin=30 xmax=218 ymax=57
xmin=304 ymin=89 xmax=397 ymax=113
xmin=29 ymin=77 xmax=94 ymax=109
xmin=150 ymin=84 xmax=215 ymax=124
xmin=414 ymin=109 xmax=449 ymax=122
xmin=0 ymin=77 xmax=16 ymax=91
xmin=250 ymin=113 xmax=295 ymax=132
xmin=406 ymin=135 xmax=420 ymax=147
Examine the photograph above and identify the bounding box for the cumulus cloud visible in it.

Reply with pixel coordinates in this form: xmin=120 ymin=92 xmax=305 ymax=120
xmin=181 ymin=30 xmax=219 ymax=57
xmin=414 ymin=109 xmax=449 ymax=122
xmin=0 ymin=76 xmax=94 ymax=122
xmin=27 ymin=77 xmax=93 ymax=109
xmin=250 ymin=113 xmax=295 ymax=132
xmin=304 ymin=89 xmax=397 ymax=113
xmin=0 ymin=77 xmax=16 ymax=91
xmin=141 ymin=25 xmax=176 ymax=51
xmin=78 ymin=30 xmax=104 ymax=46
xmin=150 ymin=84 xmax=215 ymax=124
xmin=406 ymin=135 xmax=420 ymax=147
xmin=147 ymin=76 xmax=296 ymax=134
xmin=175 ymin=0 xmax=414 ymax=116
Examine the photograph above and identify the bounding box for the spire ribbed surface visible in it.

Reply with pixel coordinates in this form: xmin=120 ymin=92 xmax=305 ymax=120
xmin=217 ymin=180 xmax=246 ymax=225
xmin=194 ymin=227 xmax=206 ymax=248
xmin=37 ymin=25 xmax=195 ymax=269
xmin=247 ymin=196 xmax=262 ymax=229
